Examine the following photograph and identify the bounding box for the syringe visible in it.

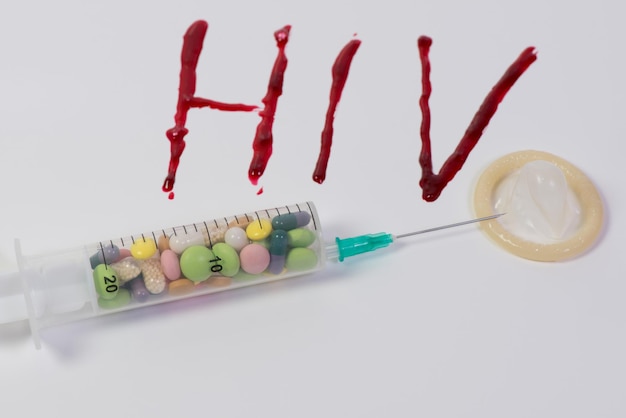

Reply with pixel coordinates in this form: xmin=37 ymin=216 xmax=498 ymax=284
xmin=0 ymin=201 xmax=500 ymax=349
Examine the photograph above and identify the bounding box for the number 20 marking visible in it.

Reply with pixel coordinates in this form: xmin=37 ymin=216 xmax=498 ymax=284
xmin=104 ymin=275 xmax=118 ymax=293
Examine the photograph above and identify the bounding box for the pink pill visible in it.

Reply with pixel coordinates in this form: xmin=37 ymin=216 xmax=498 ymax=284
xmin=160 ymin=249 xmax=181 ymax=280
xmin=239 ymin=244 xmax=270 ymax=275
xmin=118 ymin=248 xmax=132 ymax=260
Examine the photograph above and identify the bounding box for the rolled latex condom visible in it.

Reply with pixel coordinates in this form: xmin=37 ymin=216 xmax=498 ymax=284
xmin=0 ymin=202 xmax=324 ymax=348
xmin=473 ymin=150 xmax=604 ymax=261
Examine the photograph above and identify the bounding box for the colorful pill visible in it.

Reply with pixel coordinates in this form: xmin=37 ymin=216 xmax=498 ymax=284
xmin=130 ymin=238 xmax=157 ymax=260
xmin=140 ymin=258 xmax=167 ymax=294
xmin=287 ymin=228 xmax=316 ymax=248
xmin=211 ymin=243 xmax=240 ymax=277
xmin=129 ymin=275 xmax=150 ymax=303
xmin=246 ymin=219 xmax=273 ymax=240
xmin=168 ymin=278 xmax=195 ymax=296
xmin=160 ymin=249 xmax=181 ymax=280
xmin=255 ymin=238 xmax=271 ymax=249
xmin=210 ymin=276 xmax=232 ymax=287
xmin=110 ymin=257 xmax=142 ymax=284
xmin=285 ymin=248 xmax=318 ymax=271
xmin=93 ymin=264 xmax=120 ymax=300
xmin=268 ymin=230 xmax=288 ymax=274
xmin=239 ymin=243 xmax=270 ymax=274
xmin=271 ymin=212 xmax=311 ymax=231
xmin=157 ymin=235 xmax=170 ymax=252
xmin=98 ymin=288 xmax=131 ymax=310
xmin=118 ymin=248 xmax=131 ymax=259
xmin=232 ymin=270 xmax=258 ymax=280
xmin=180 ymin=245 xmax=215 ymax=283
xmin=224 ymin=227 xmax=249 ymax=251
xmin=89 ymin=244 xmax=120 ymax=268
xmin=169 ymin=230 xmax=205 ymax=254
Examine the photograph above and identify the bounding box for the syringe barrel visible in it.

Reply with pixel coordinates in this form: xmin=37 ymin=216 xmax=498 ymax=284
xmin=13 ymin=202 xmax=325 ymax=348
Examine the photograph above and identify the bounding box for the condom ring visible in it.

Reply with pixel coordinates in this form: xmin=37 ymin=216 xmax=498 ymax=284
xmin=473 ymin=150 xmax=604 ymax=261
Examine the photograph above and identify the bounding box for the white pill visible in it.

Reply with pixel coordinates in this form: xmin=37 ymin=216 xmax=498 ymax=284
xmin=224 ymin=227 xmax=249 ymax=252
xmin=169 ymin=230 xmax=205 ymax=254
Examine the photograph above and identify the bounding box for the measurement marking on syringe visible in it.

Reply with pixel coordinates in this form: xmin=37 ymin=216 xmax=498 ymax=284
xmin=286 ymin=206 xmax=292 ymax=214
xmin=193 ymin=224 xmax=198 ymax=233
xmin=306 ymin=202 xmax=318 ymax=230
xmin=120 ymin=237 xmax=125 ymax=247
xmin=182 ymin=225 xmax=188 ymax=234
xmin=152 ymin=232 xmax=158 ymax=244
xmin=99 ymin=242 xmax=107 ymax=265
xmin=255 ymin=212 xmax=262 ymax=228
xmin=265 ymin=209 xmax=271 ymax=218
xmin=234 ymin=215 xmax=240 ymax=224
xmin=214 ymin=219 xmax=219 ymax=229
xmin=203 ymin=221 xmax=213 ymax=247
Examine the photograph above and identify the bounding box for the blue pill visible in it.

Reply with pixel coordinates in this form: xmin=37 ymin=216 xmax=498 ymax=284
xmin=271 ymin=212 xmax=311 ymax=231
xmin=90 ymin=244 xmax=120 ymax=269
xmin=269 ymin=255 xmax=286 ymax=275
xmin=269 ymin=230 xmax=288 ymax=274
xmin=129 ymin=275 xmax=150 ymax=303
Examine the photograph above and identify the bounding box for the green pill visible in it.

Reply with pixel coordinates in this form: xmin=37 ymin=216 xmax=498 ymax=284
xmin=232 ymin=270 xmax=258 ymax=280
xmin=287 ymin=228 xmax=316 ymax=248
xmin=180 ymin=245 xmax=215 ymax=283
xmin=93 ymin=264 xmax=120 ymax=300
xmin=211 ymin=243 xmax=240 ymax=277
xmin=98 ymin=288 xmax=131 ymax=309
xmin=252 ymin=237 xmax=271 ymax=249
xmin=285 ymin=248 xmax=318 ymax=271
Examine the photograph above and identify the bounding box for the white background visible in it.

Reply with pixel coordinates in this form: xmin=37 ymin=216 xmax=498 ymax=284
xmin=1 ymin=1 xmax=624 ymax=417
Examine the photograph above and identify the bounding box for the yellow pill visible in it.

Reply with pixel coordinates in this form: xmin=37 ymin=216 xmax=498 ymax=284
xmin=130 ymin=238 xmax=157 ymax=260
xmin=246 ymin=219 xmax=273 ymax=240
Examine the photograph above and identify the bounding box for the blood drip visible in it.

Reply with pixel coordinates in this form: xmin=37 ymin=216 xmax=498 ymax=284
xmin=313 ymin=39 xmax=361 ymax=184
xmin=163 ymin=20 xmax=257 ymax=198
xmin=417 ymin=36 xmax=537 ymax=202
xmin=248 ymin=25 xmax=291 ymax=186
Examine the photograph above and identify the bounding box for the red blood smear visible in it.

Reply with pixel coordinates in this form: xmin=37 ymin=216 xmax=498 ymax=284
xmin=168 ymin=192 xmax=175 ymax=200
xmin=162 ymin=21 xmax=207 ymax=194
xmin=248 ymin=25 xmax=291 ymax=186
xmin=417 ymin=36 xmax=537 ymax=202
xmin=163 ymin=20 xmax=257 ymax=197
xmin=188 ymin=97 xmax=257 ymax=112
xmin=313 ymin=39 xmax=361 ymax=184
xmin=256 ymin=187 xmax=264 ymax=195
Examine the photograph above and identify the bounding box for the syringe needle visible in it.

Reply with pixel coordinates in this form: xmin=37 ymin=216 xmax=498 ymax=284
xmin=332 ymin=213 xmax=505 ymax=262
xmin=395 ymin=213 xmax=504 ymax=239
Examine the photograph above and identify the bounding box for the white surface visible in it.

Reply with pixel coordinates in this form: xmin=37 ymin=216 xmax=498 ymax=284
xmin=1 ymin=0 xmax=624 ymax=417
